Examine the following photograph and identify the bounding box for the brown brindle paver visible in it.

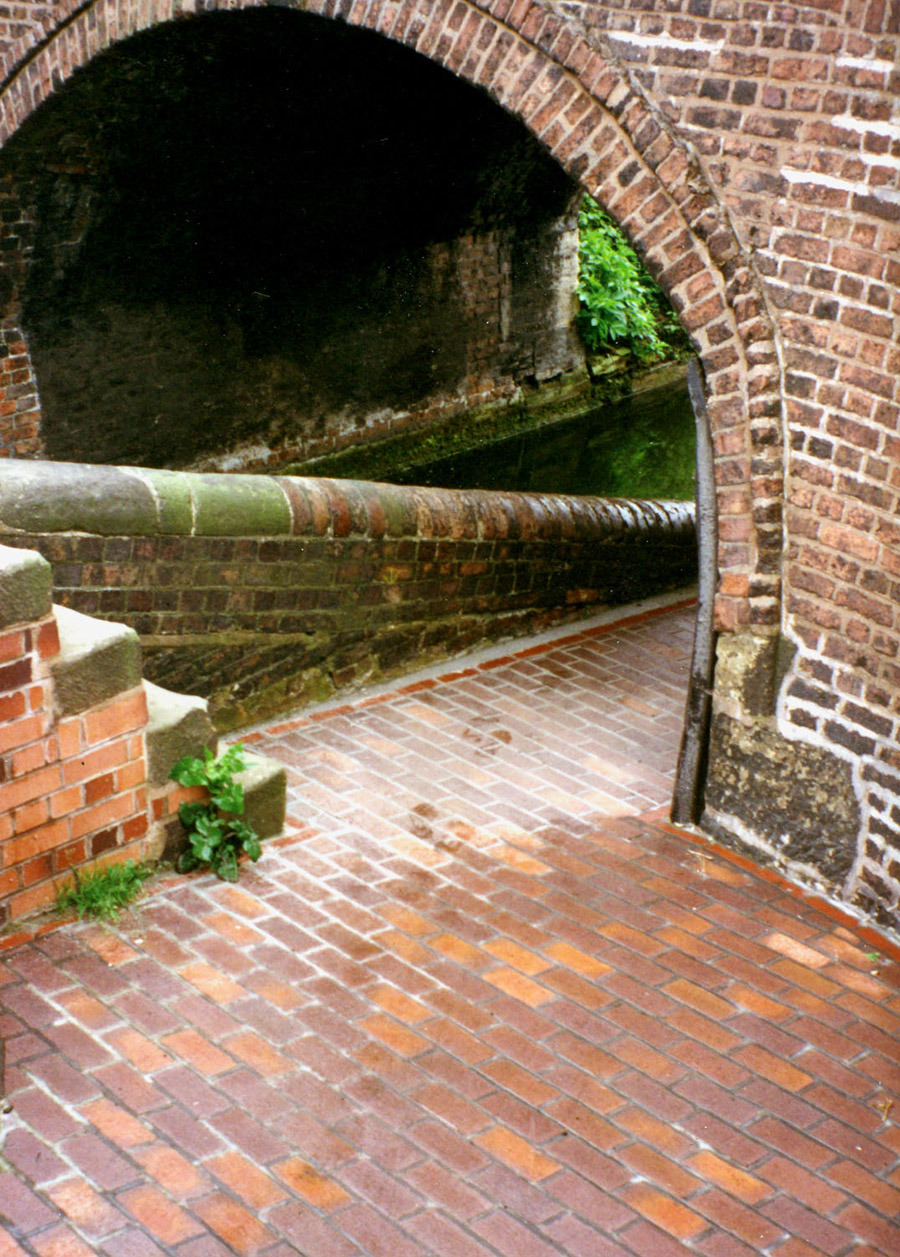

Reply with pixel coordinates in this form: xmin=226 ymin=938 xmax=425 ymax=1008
xmin=2 ymin=601 xmax=900 ymax=1255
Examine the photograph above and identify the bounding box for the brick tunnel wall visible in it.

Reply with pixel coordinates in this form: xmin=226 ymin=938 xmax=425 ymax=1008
xmin=0 ymin=10 xmax=586 ymax=471
xmin=0 ymin=0 xmax=897 ymax=928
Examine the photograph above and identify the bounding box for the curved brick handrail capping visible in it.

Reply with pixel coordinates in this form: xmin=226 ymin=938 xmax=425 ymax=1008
xmin=0 ymin=462 xmax=696 ymax=730
xmin=0 ymin=460 xmax=695 ymax=543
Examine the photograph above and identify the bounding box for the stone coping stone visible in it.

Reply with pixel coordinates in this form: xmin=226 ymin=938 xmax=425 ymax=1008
xmin=0 ymin=462 xmax=293 ymax=537
xmin=0 ymin=462 xmax=163 ymax=535
xmin=52 ymin=605 xmax=142 ymax=716
xmin=144 ymin=681 xmax=217 ymax=786
xmin=0 ymin=542 xmax=52 ymax=628
xmin=0 ymin=460 xmax=696 ymax=543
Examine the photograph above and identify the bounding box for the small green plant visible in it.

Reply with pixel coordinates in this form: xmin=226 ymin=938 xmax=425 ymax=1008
xmin=576 ymin=195 xmax=685 ymax=362
xmin=56 ymin=859 xmax=153 ymax=921
xmin=170 ymin=743 xmax=261 ymax=882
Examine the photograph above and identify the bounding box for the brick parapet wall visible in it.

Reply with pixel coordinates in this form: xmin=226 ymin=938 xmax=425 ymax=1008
xmin=0 ymin=462 xmax=698 ymax=729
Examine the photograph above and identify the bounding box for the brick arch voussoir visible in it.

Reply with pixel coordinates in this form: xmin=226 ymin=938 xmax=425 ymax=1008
xmin=0 ymin=0 xmax=783 ymax=628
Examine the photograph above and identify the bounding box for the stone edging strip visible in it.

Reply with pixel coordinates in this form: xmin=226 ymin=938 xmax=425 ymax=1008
xmin=0 ymin=460 xmax=695 ymax=543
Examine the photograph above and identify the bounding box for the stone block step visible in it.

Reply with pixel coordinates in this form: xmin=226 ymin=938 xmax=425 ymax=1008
xmin=51 ymin=605 xmax=142 ymax=717
xmin=0 ymin=543 xmax=52 ymax=630
xmin=144 ymin=680 xmax=218 ymax=786
xmin=235 ymin=751 xmax=287 ymax=840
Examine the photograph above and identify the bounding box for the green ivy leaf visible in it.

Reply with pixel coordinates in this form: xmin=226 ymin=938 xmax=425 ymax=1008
xmin=216 ymin=846 xmax=240 ymax=882
xmin=575 ymin=194 xmax=681 ymax=362
xmin=194 ymin=812 xmax=225 ymax=844
xmin=170 ymin=755 xmax=208 ymax=787
xmin=178 ymin=800 xmax=210 ymax=829
xmin=211 ymin=779 xmax=244 ymax=815
xmin=171 ymin=743 xmax=263 ymax=883
xmin=217 ymin=744 xmax=247 ymax=776
xmin=233 ymin=820 xmax=261 ymax=862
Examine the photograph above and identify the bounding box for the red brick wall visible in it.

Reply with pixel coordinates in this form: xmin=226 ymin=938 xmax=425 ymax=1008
xmin=560 ymin=3 xmax=899 ymax=674
xmin=0 ymin=599 xmax=150 ymax=927
xmin=0 ymin=539 xmax=229 ymax=929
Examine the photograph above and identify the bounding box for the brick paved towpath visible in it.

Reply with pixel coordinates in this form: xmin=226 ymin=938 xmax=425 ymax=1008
xmin=2 ymin=597 xmax=900 ymax=1257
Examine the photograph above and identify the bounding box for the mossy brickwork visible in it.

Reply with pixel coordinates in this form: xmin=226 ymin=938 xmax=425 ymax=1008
xmin=703 ymin=632 xmax=900 ymax=932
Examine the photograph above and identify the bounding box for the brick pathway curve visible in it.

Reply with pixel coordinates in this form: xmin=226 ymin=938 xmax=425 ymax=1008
xmin=2 ymin=602 xmax=899 ymax=1256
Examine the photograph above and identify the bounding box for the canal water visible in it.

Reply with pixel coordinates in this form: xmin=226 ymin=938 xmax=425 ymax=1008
xmin=391 ymin=366 xmax=695 ymax=501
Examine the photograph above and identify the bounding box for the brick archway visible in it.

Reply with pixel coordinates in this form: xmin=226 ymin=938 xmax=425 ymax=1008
xmin=0 ymin=0 xmax=783 ymax=633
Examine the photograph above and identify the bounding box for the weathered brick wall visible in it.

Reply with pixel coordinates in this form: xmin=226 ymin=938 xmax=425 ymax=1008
xmin=0 ymin=0 xmax=896 ymax=925
xmin=0 ymin=463 xmax=698 ymax=731
xmin=0 ymin=173 xmax=41 ymax=457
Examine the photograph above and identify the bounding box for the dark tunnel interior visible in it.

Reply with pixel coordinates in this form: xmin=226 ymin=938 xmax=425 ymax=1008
xmin=1 ymin=8 xmax=580 ymax=467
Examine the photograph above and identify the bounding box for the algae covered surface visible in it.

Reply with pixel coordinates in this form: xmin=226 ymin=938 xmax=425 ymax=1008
xmin=287 ymin=362 xmax=696 ymax=503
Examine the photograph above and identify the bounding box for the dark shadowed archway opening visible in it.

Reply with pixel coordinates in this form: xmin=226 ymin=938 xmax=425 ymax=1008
xmin=3 ymin=7 xmax=584 ymax=468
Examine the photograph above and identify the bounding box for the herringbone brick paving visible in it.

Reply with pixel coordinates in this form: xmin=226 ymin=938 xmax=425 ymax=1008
xmin=2 ymin=602 xmax=899 ymax=1256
